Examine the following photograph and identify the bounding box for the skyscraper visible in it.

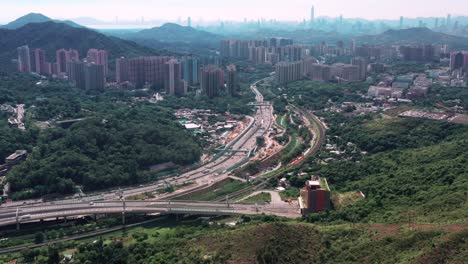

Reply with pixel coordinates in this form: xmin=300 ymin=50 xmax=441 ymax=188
xmin=164 ymin=59 xmax=185 ymax=96
xmin=87 ymin=49 xmax=109 ymax=77
xmin=310 ymin=64 xmax=332 ymax=81
xmin=68 ymin=49 xmax=79 ymax=62
xmin=275 ymin=61 xmax=303 ymax=85
xmin=84 ymin=64 xmax=105 ymax=91
xmin=68 ymin=61 xmax=86 ymax=89
xmin=423 ymin=45 xmax=435 ymax=61
xmin=351 ymin=57 xmax=368 ymax=81
xmin=34 ymin=48 xmax=46 ymax=75
xmin=87 ymin=49 xmax=99 ymax=63
xmin=116 ymin=56 xmax=170 ymax=88
xmin=201 ymin=65 xmax=224 ymax=98
xmin=181 ymin=56 xmax=199 ymax=86
xmin=450 ymin=52 xmax=464 ymax=71
xmin=463 ymin=52 xmax=468 ymax=73
xmin=310 ymin=6 xmax=315 ymax=26
xmin=56 ymin=49 xmax=79 ymax=74
xmin=399 ymin=16 xmax=404 ymax=29
xmin=17 ymin=45 xmax=31 ymax=73
xmin=188 ymin=17 xmax=192 ymax=27
xmin=98 ymin=50 xmax=109 ymax=77
xmin=341 ymin=65 xmax=360 ymax=82
xmin=68 ymin=62 xmax=104 ymax=91
xmin=116 ymin=57 xmax=128 ymax=83
xmin=56 ymin=49 xmax=68 ymax=74
xmin=226 ymin=64 xmax=239 ymax=96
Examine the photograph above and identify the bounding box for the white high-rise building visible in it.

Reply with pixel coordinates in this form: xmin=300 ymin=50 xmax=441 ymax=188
xmin=310 ymin=6 xmax=315 ymax=26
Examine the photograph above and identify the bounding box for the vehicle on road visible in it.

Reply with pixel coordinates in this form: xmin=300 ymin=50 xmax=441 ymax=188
xmin=20 ymin=215 xmax=31 ymax=220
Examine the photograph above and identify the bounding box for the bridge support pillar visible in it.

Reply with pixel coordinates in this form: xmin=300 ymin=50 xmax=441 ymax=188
xmin=122 ymin=198 xmax=126 ymax=226
xmin=64 ymin=216 xmax=67 ymax=224
xmin=16 ymin=222 xmax=20 ymax=231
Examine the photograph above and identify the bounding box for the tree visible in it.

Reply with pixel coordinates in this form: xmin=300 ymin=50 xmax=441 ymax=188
xmin=22 ymin=248 xmax=39 ymax=263
xmin=47 ymin=246 xmax=60 ymax=264
xmin=34 ymin=232 xmax=45 ymax=244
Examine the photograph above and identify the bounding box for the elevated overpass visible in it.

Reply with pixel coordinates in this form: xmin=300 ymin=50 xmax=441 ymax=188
xmin=0 ymin=200 xmax=300 ymax=229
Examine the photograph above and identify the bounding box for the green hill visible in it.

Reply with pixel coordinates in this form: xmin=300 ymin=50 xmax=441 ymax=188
xmin=309 ymin=117 xmax=468 ymax=224
xmin=357 ymin=27 xmax=468 ymax=49
xmin=0 ymin=13 xmax=82 ymax=29
xmin=124 ymin=23 xmax=222 ymax=48
xmin=5 ymin=220 xmax=466 ymax=264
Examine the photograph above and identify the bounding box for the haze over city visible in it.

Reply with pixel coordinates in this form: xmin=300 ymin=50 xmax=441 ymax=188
xmin=0 ymin=0 xmax=467 ymax=262
xmin=1 ymin=0 xmax=468 ymax=24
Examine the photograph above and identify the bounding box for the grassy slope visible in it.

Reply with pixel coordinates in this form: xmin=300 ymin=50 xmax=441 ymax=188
xmin=3 ymin=220 xmax=466 ymax=264
xmin=242 ymin=192 xmax=272 ymax=203
xmin=316 ymin=117 xmax=468 ymax=223
xmin=195 ymin=222 xmax=468 ymax=264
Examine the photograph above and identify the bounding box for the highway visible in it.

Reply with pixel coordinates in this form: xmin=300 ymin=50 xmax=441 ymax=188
xmin=114 ymin=80 xmax=274 ymax=200
xmin=0 ymin=200 xmax=299 ymax=227
xmin=0 ymin=76 xmax=289 ymax=227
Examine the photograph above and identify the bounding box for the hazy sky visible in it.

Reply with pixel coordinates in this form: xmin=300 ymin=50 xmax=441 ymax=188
xmin=1 ymin=0 xmax=468 ymax=23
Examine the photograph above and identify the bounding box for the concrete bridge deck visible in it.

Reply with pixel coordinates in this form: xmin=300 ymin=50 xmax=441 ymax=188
xmin=0 ymin=200 xmax=301 ymax=228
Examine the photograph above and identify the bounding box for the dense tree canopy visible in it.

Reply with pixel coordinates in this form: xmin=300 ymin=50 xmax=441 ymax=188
xmin=8 ymin=106 xmax=202 ymax=197
xmin=0 ymin=75 xmax=202 ymax=198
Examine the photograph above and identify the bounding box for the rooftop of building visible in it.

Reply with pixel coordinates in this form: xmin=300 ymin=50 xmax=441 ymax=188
xmin=305 ymin=176 xmax=330 ymax=191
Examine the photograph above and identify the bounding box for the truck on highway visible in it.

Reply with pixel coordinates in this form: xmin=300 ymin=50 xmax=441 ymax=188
xmin=20 ymin=214 xmax=31 ymax=220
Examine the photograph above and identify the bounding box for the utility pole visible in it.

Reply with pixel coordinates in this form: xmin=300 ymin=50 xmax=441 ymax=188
xmin=226 ymin=195 xmax=230 ymax=208
xmin=15 ymin=207 xmax=20 ymax=230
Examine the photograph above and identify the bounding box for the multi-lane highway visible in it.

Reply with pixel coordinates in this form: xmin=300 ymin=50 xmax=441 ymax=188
xmin=0 ymin=200 xmax=299 ymax=227
xmin=112 ymin=80 xmax=274 ymax=200
xmin=0 ymin=76 xmax=292 ymax=227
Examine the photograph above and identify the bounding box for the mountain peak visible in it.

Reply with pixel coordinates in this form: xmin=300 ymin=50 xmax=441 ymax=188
xmin=1 ymin=13 xmax=82 ymax=30
xmin=21 ymin=13 xmax=51 ymax=20
xmin=160 ymin=23 xmax=185 ymax=28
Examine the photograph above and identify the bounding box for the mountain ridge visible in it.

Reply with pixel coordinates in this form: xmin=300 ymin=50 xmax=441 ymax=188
xmin=125 ymin=23 xmax=222 ymax=45
xmin=0 ymin=13 xmax=83 ymax=29
xmin=356 ymin=27 xmax=468 ymax=48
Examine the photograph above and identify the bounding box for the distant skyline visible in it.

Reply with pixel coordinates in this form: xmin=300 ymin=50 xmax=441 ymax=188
xmin=2 ymin=0 xmax=468 ymax=24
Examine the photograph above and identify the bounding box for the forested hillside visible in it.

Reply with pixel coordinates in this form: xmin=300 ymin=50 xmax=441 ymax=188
xmin=0 ymin=75 xmax=202 ymax=199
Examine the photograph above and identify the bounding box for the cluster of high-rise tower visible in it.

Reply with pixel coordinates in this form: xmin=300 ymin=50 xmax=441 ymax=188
xmin=17 ymin=45 xmax=108 ymax=90
xmin=18 ymin=46 xmax=239 ymax=97
xmin=116 ymin=55 xmax=238 ymax=97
